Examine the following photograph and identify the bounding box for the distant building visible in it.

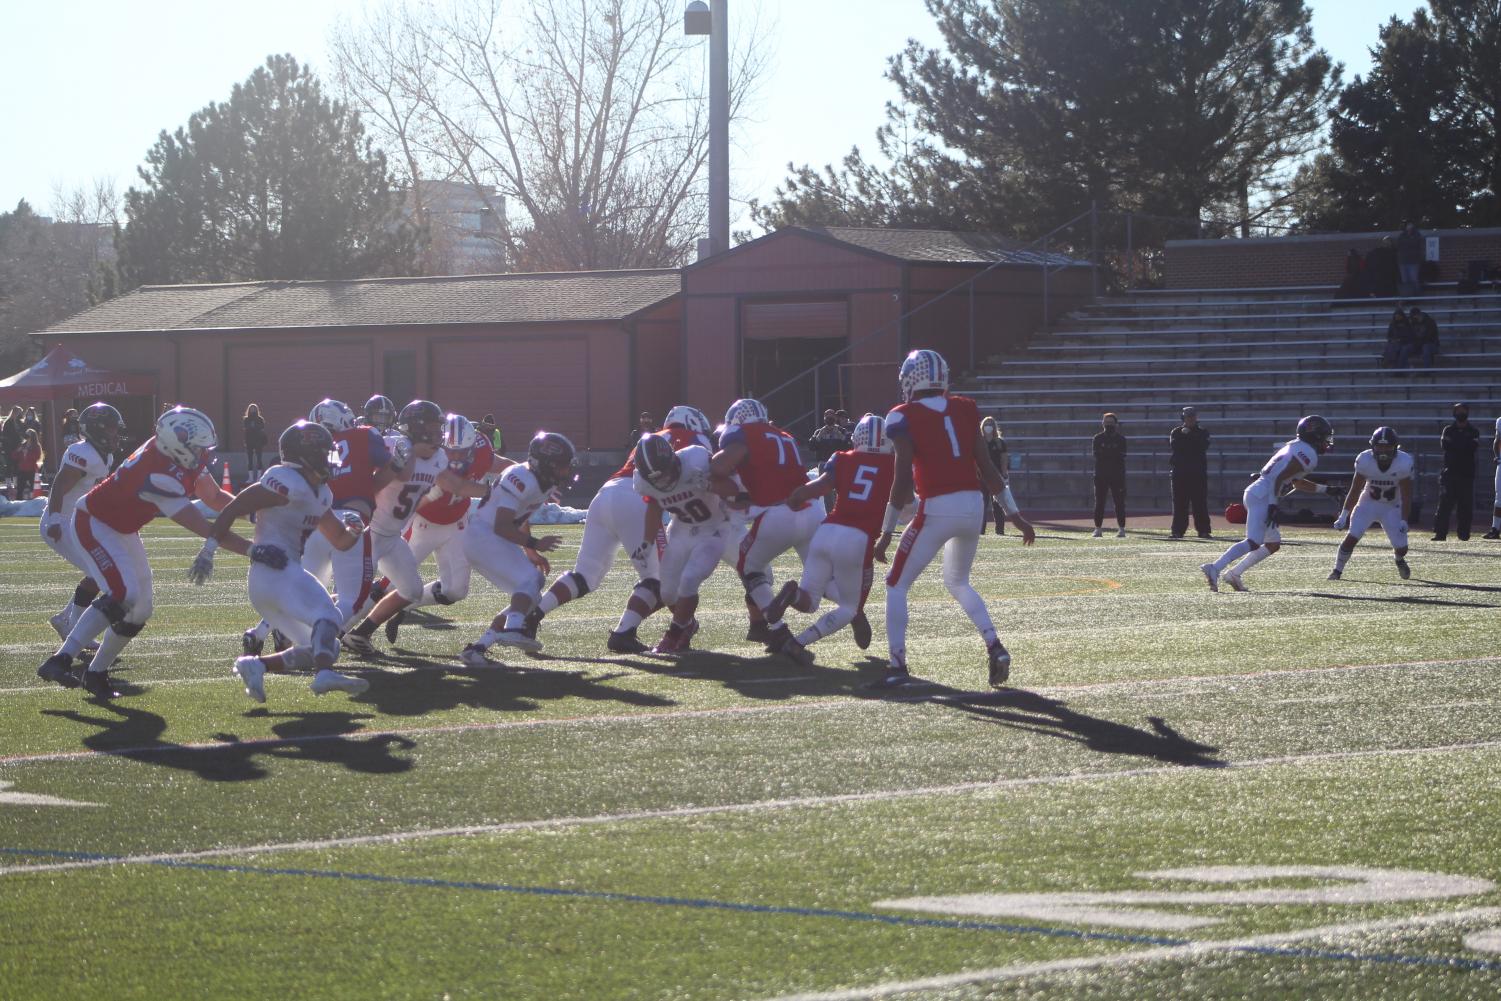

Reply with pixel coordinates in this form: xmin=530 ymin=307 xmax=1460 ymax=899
xmin=411 ymin=179 xmax=507 ymax=275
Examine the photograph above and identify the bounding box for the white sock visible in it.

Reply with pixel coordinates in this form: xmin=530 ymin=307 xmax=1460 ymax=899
xmin=1212 ymin=540 xmax=1254 ymax=574
xmin=615 ymin=607 xmax=645 ymax=633
xmin=477 ymin=629 xmax=501 ymax=648
xmin=88 ymin=628 xmax=133 ymax=672
xmin=61 ymin=605 xmax=111 ymax=657
xmin=1231 ymin=547 xmax=1273 ymax=576
xmin=885 ymin=586 xmax=910 ymax=667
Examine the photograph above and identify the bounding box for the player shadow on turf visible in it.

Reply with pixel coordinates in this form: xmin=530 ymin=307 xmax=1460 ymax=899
xmin=344 ymin=657 xmax=677 ymax=718
xmin=40 ymin=705 xmax=420 ymax=782
xmin=877 ymin=688 xmax=1225 ymax=768
xmin=611 ymin=647 xmax=877 ymax=701
xmin=1298 ymin=590 xmax=1499 ymax=609
xmin=1369 ymin=578 xmax=1501 ymax=594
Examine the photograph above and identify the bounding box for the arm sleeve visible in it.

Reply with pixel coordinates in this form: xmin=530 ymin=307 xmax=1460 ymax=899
xmin=368 ymin=429 xmax=392 ymax=466
xmin=141 ymin=472 xmax=191 ymax=518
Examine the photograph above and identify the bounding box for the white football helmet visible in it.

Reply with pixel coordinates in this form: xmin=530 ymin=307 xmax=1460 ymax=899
xmin=155 ymin=406 xmax=218 ymax=468
xmin=664 ymin=404 xmax=712 ymax=436
xmin=724 ymin=398 xmax=769 ymax=427
xmin=851 ymin=413 xmax=892 ymax=454
xmin=443 ymin=413 xmax=479 ymax=453
xmin=899 ymin=349 xmax=949 ymax=403
xmin=309 ymin=398 xmax=357 ymax=433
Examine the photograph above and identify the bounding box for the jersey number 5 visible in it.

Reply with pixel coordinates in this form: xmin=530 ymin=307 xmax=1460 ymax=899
xmin=849 ymin=464 xmax=880 ymax=501
xmin=391 ymin=483 xmax=425 ymax=521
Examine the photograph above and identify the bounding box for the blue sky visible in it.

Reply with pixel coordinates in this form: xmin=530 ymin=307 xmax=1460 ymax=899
xmin=1 ymin=0 xmax=1415 ymax=232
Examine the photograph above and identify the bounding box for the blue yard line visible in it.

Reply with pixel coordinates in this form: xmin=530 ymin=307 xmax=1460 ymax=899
xmin=8 ymin=846 xmax=1501 ymax=974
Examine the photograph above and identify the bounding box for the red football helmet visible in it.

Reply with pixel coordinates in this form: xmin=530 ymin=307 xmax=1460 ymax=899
xmin=1225 ymin=502 xmax=1247 ymax=525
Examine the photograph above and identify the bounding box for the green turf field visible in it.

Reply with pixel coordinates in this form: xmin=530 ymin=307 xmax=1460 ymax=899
xmin=3 ymin=515 xmax=1501 ymax=1000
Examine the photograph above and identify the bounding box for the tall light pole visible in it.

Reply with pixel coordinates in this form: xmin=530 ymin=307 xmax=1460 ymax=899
xmin=685 ymin=0 xmax=728 ymax=258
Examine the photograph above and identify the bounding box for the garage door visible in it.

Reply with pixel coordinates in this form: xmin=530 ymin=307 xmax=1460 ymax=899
xmin=741 ymin=300 xmax=847 ymax=341
xmin=431 ymin=337 xmax=588 ymax=449
xmin=226 ymin=343 xmax=374 ymax=450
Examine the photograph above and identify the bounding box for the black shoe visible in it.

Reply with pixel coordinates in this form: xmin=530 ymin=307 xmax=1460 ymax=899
xmin=37 ymin=653 xmax=80 ymax=689
xmin=765 ymin=581 xmax=799 ymax=624
xmin=1198 ymin=533 xmax=1213 ymax=539
xmin=745 ymin=621 xmax=773 ymax=644
xmin=523 ymin=607 xmax=544 ymax=639
xmin=764 ymin=624 xmax=793 ymax=653
xmin=871 ymin=667 xmax=913 ymax=689
xmin=1483 ymin=529 xmax=1500 ymax=540
xmin=1168 ymin=534 xmax=1185 ymax=540
xmin=851 ymin=611 xmax=872 ymax=650
xmin=384 ymin=610 xmax=406 ymax=644
xmin=607 ymin=628 xmax=648 ymax=654
xmin=988 ymin=641 xmax=1012 ymax=688
xmin=1431 ymin=535 xmax=1446 ymax=542
xmin=1396 ymin=559 xmax=1411 ymax=580
xmin=80 ymin=670 xmax=118 ymax=700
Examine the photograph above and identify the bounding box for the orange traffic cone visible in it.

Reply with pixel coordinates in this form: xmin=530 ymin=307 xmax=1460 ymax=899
xmin=221 ymin=461 xmax=234 ymax=492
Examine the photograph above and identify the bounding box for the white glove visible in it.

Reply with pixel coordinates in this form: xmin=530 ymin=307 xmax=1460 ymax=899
xmin=42 ymin=512 xmax=64 ymax=542
xmin=1332 ymin=511 xmax=1349 ymax=532
xmin=390 ymin=437 xmax=412 ymax=470
xmin=629 ymin=538 xmax=653 ymax=562
xmin=188 ymin=539 xmax=218 ymax=585
xmin=339 ymin=510 xmax=366 ymax=533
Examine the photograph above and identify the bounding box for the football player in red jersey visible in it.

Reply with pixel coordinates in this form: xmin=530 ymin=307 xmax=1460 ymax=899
xmin=762 ymin=413 xmax=895 ymax=665
xmin=242 ymin=398 xmax=400 ymax=655
xmin=527 ymin=405 xmax=714 ymax=653
xmin=710 ymin=398 xmax=826 ymax=644
xmin=36 ymin=407 xmax=250 ymax=698
xmin=874 ymin=350 xmax=1035 ymax=689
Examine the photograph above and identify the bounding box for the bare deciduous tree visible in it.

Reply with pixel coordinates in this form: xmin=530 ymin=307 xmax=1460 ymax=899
xmin=330 ymin=0 xmax=767 ymax=273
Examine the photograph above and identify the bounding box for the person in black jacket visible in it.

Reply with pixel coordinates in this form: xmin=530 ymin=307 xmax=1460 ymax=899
xmin=1410 ymin=307 xmax=1440 ymax=368
xmin=242 ymin=403 xmax=268 ymax=479
xmin=1169 ymin=406 xmax=1212 ymax=539
xmin=1432 ymin=403 xmax=1481 ymax=541
xmin=981 ymin=416 xmax=1009 ymax=534
xmin=1092 ymin=412 xmax=1128 ymax=538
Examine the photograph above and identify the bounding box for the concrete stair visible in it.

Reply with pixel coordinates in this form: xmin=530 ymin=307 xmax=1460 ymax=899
xmin=958 ymin=288 xmax=1501 ymax=519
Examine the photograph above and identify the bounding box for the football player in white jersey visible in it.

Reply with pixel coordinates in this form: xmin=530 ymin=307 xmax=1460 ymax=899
xmin=1328 ymin=427 xmax=1415 ymax=580
xmin=340 ymin=400 xmax=489 ymax=656
xmin=631 ymin=434 xmax=737 ymax=653
xmin=40 ymin=403 xmax=123 ymax=639
xmin=459 ymin=432 xmax=576 ymax=667
xmin=1201 ymin=415 xmax=1339 ymax=592
xmin=1485 ymin=416 xmax=1501 ymax=540
xmin=527 ymin=404 xmax=714 ymax=654
xmin=196 ymin=421 xmax=369 ymax=701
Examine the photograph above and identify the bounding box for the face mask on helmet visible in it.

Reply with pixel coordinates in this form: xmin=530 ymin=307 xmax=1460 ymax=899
xmin=443 ymin=414 xmax=479 ymax=455
xmin=310 ymin=398 xmax=357 ymax=433
xmin=155 ymin=407 xmax=218 ymax=469
xmin=363 ymin=395 xmax=397 ymax=430
xmin=398 ymin=400 xmax=444 ymax=446
xmin=635 ymin=435 xmax=681 ymax=490
xmin=528 ymin=432 xmax=578 ymax=489
xmin=280 ymin=420 xmax=339 ymax=479
xmin=80 ymin=403 xmax=124 ymax=453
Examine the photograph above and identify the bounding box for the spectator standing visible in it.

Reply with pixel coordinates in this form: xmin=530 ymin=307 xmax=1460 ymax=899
xmin=61 ymin=408 xmax=82 ymax=448
xmin=11 ymin=428 xmax=43 ymax=500
xmin=1486 ymin=415 xmax=1501 ymax=541
xmin=1396 ymin=222 xmax=1425 ymax=292
xmin=0 ymin=405 xmax=23 ymax=494
xmin=1091 ymin=412 xmax=1128 ymax=538
xmin=479 ymin=413 xmax=504 ymax=454
xmin=1169 ymin=406 xmax=1212 ymax=539
xmin=22 ymin=407 xmax=42 ymax=437
xmin=1432 ymin=403 xmax=1481 ymax=541
xmin=1410 ymin=307 xmax=1440 ymax=367
xmin=809 ymin=409 xmax=851 ymax=465
xmin=1381 ymin=307 xmax=1413 ymax=369
xmin=242 ymin=403 xmax=268 ymax=479
xmin=835 ymin=410 xmax=854 ymax=436
xmin=629 ymin=412 xmax=656 ymax=446
xmin=981 ymin=416 xmax=1009 ymax=534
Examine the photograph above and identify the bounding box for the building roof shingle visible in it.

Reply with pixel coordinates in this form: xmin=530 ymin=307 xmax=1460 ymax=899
xmin=44 ymin=269 xmax=682 ymax=335
xmin=799 ymin=226 xmax=1085 ymax=267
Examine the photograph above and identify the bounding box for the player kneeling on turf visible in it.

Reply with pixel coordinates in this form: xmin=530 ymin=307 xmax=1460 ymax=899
xmin=196 ymin=420 xmax=370 ymax=702
xmin=1329 ymin=426 xmax=1414 ymax=581
xmin=632 ymin=434 xmax=737 ymax=654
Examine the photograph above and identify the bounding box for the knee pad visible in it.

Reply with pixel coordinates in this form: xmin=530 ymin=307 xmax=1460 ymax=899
xmin=111 ymin=619 xmax=145 ymax=638
xmin=740 ymin=570 xmax=769 ymax=595
xmin=311 ymin=619 xmax=339 ymax=668
xmin=636 ymin=577 xmax=661 ymax=601
xmin=565 ymin=570 xmax=591 ymax=600
xmin=91 ymin=595 xmax=128 ymax=625
xmin=73 ymin=579 xmax=100 ymax=607
xmin=431 ymin=582 xmax=456 ymax=606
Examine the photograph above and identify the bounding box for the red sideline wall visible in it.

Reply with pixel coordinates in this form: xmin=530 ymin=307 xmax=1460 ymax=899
xmin=1166 ymin=228 xmax=1501 ymax=289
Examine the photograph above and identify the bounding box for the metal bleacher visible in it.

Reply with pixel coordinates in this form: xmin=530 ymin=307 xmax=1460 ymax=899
xmin=957 ymin=286 xmax=1501 ymax=518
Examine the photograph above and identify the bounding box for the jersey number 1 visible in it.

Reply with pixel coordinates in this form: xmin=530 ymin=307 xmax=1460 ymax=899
xmin=943 ymin=416 xmax=961 ymax=458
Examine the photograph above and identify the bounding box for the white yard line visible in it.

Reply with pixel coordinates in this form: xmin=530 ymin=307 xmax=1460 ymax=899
xmin=766 ymin=906 xmax=1501 ymax=1000
xmin=5 ymin=737 xmax=1501 ymax=877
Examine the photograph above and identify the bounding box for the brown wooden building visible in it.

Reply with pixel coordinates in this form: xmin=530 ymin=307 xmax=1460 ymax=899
xmin=39 ymin=227 xmax=1092 ymax=468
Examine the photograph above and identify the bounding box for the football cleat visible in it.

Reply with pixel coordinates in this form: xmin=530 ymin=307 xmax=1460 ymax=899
xmin=37 ymin=653 xmax=80 ymax=689
xmin=777 ymin=636 xmax=815 ymax=668
xmin=850 ymin=611 xmax=873 ymax=650
xmin=1483 ymin=529 xmax=1500 ymax=541
xmin=384 ymin=610 xmax=406 ymax=644
xmin=80 ymin=670 xmax=119 ymax=700
xmin=1199 ymin=563 xmax=1220 ymax=593
xmin=763 ymin=623 xmax=794 ymax=654
xmin=493 ymin=627 xmax=543 ymax=654
xmin=523 ymin=607 xmax=544 ymax=640
xmin=1396 ymin=559 xmax=1411 ymax=580
xmin=1224 ymin=572 xmax=1249 ymax=593
xmin=873 ymin=666 xmax=914 ymax=689
xmin=745 ymin=621 xmax=774 ymax=644
xmin=310 ymin=669 xmax=369 ymax=697
xmin=340 ymin=631 xmax=377 ymax=657
xmin=49 ymin=610 xmax=72 ymax=642
xmin=234 ymin=656 xmax=268 ymax=703
xmin=460 ymin=644 xmax=496 ymax=669
xmin=241 ymin=628 xmax=265 ymax=657
xmin=988 ymin=641 xmax=1011 ymax=688
xmin=607 ymin=628 xmax=649 ymax=654
xmin=765 ymin=580 xmax=800 ymax=624
xmin=1327 ymin=569 xmax=1343 ymax=581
